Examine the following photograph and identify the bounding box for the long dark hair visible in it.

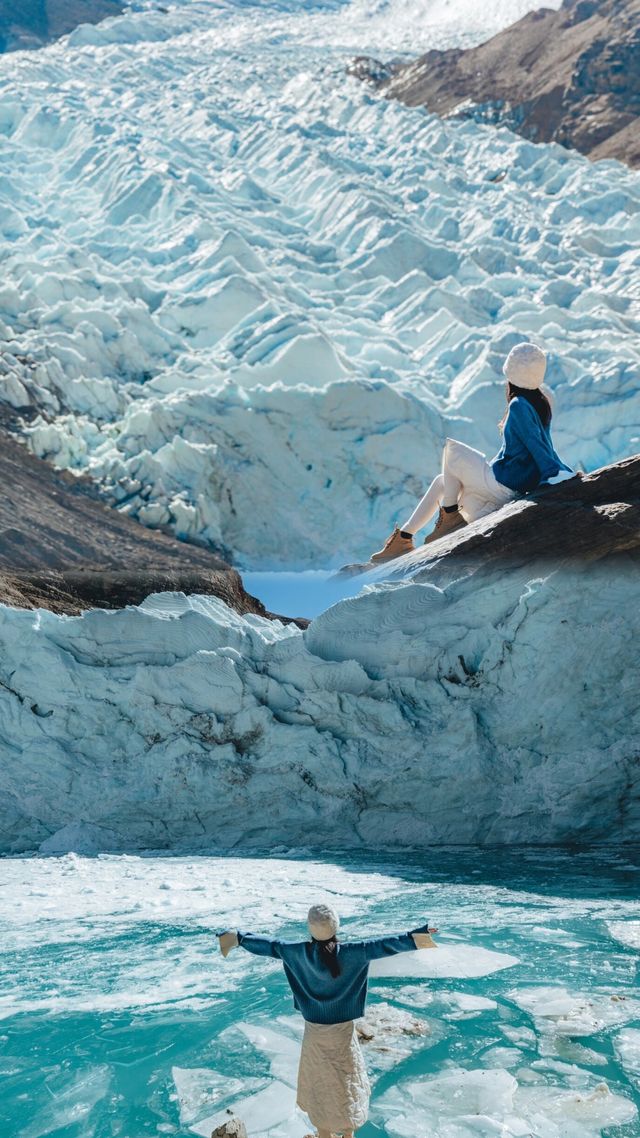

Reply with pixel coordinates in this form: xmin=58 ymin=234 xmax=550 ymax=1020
xmin=501 ymin=382 xmax=552 ymax=430
xmin=313 ymin=935 xmax=341 ymax=978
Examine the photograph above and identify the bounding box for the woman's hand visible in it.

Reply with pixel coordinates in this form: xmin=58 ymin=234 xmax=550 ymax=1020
xmin=545 ymin=469 xmax=577 ymax=485
xmin=218 ymin=930 xmax=239 ymax=958
xmin=412 ymin=925 xmax=438 ymax=949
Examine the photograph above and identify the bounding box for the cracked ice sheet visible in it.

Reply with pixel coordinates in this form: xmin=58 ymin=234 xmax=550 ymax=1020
xmin=172 ymin=1023 xmax=305 ymax=1138
xmin=375 ymin=1067 xmax=637 ymax=1138
xmin=377 ymin=986 xmax=499 ymax=1015
xmin=180 ymin=1007 xmax=436 ymax=1137
xmin=0 ymin=854 xmax=400 ymax=1019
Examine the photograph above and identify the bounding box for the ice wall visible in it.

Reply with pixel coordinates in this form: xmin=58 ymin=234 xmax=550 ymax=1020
xmin=0 ymin=0 xmax=638 ymax=566
xmin=1 ymin=554 xmax=638 ymax=853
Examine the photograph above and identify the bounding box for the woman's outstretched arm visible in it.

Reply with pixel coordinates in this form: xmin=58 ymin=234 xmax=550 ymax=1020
xmin=217 ymin=929 xmax=287 ymax=959
xmin=357 ymin=921 xmax=438 ymax=961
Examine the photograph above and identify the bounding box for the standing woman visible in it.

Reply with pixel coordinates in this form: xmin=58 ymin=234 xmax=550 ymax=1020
xmin=218 ymin=903 xmax=437 ymax=1138
xmin=370 ymin=342 xmax=576 ymax=563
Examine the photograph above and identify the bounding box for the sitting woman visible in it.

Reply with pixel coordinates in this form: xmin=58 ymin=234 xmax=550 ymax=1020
xmin=371 ymin=341 xmax=576 ymax=563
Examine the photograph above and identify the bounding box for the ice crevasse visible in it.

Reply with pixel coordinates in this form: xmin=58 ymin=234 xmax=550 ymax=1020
xmin=0 ymin=0 xmax=638 ymax=566
xmin=1 ymin=554 xmax=639 ymax=854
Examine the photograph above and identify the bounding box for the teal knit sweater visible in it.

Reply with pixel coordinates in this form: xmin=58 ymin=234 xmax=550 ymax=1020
xmin=237 ymin=923 xmax=429 ymax=1024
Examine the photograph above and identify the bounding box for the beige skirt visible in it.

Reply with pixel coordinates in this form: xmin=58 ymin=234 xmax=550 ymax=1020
xmin=296 ymin=1020 xmax=371 ymax=1132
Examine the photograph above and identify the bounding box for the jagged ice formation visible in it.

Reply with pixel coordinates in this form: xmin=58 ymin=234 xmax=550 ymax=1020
xmin=0 ymin=0 xmax=638 ymax=567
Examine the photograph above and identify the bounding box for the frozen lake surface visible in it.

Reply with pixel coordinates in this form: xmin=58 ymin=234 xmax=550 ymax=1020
xmin=243 ymin=569 xmax=361 ymax=618
xmin=2 ymin=848 xmax=640 ymax=1137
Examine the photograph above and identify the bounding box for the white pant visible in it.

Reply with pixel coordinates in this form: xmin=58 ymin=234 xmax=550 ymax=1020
xmin=402 ymin=438 xmax=518 ymax=533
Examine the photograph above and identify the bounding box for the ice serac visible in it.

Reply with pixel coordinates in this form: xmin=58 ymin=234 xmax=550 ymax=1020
xmin=1 ymin=523 xmax=639 ymax=853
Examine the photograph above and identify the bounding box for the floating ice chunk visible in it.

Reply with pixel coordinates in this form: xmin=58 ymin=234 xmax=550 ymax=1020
xmin=236 ymin=1023 xmax=299 ymax=1087
xmin=370 ymin=944 xmax=519 ymax=980
xmin=358 ymin=1001 xmax=428 ymax=1041
xmin=501 ymin=1026 xmax=538 ymax=1047
xmin=614 ymin=1028 xmax=640 ymax=1089
xmin=480 ymin=1046 xmax=524 ymax=1068
xmin=454 ymin=994 xmax=499 ymax=1013
xmin=198 ymin=1081 xmax=304 ymax=1138
xmin=19 ymin=1065 xmax=111 ymax=1138
xmin=508 ymin=987 xmax=640 ymax=1036
xmin=378 ymin=985 xmax=498 ymax=1016
xmin=516 ymin=1081 xmax=637 ymax=1132
xmin=357 ymin=1001 xmax=431 ymax=1072
xmin=551 ymin=1041 xmax=608 ymax=1068
xmin=376 ymin=1066 xmax=521 ymax=1138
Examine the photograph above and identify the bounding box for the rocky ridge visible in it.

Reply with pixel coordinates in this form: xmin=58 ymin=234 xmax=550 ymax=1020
xmin=356 ymin=0 xmax=640 ymax=167
xmin=0 ymin=426 xmax=301 ymax=621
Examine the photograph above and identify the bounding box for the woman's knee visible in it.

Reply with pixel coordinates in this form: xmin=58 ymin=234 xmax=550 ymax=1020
xmin=443 ymin=437 xmax=462 ymax=472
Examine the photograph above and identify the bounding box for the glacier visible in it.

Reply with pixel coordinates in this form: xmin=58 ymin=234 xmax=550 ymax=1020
xmin=1 ymin=550 xmax=638 ymax=854
xmin=1 ymin=3 xmax=639 ymax=1137
xmin=0 ymin=0 xmax=638 ymax=567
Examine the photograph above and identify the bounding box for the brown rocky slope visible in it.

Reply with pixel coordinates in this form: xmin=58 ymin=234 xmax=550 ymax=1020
xmin=364 ymin=0 xmax=640 ymax=167
xmin=0 ymin=428 xmax=302 ymax=622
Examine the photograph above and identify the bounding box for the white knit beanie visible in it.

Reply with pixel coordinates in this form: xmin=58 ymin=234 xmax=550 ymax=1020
xmin=308 ymin=903 xmax=339 ymax=941
xmin=503 ymin=342 xmax=547 ymax=389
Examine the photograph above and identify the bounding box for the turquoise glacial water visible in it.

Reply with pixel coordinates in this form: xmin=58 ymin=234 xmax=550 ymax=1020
xmin=1 ymin=848 xmax=639 ymax=1138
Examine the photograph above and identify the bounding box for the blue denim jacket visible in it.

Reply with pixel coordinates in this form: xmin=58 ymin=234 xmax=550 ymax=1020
xmin=491 ymin=396 xmax=573 ymax=493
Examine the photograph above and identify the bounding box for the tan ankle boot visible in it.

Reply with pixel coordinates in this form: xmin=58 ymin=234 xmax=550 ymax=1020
xmin=423 ymin=507 xmax=467 ymax=546
xmin=370 ymin=526 xmax=414 ymax=564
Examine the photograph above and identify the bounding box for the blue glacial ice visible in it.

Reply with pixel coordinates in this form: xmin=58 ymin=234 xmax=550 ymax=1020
xmin=0 ymin=0 xmax=638 ymax=567
xmin=1 ymin=556 xmax=639 ymax=854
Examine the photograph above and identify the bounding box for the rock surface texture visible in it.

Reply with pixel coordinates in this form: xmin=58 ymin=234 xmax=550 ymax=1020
xmin=210 ymin=1120 xmax=248 ymax=1138
xmin=0 ymin=427 xmax=286 ymax=620
xmin=376 ymin=0 xmax=640 ymax=167
xmin=1 ymin=456 xmax=638 ymax=854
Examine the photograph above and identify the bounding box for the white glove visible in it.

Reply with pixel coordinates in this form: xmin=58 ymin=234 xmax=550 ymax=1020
xmin=218 ymin=931 xmax=239 ymax=958
xmin=545 ymin=469 xmax=576 ymax=485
